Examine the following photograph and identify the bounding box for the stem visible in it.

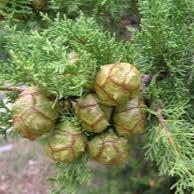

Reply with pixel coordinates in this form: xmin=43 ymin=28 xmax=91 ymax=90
xmin=0 ymin=86 xmax=24 ymax=93
xmin=157 ymin=107 xmax=180 ymax=157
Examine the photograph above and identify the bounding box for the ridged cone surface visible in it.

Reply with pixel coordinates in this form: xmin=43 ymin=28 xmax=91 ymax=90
xmin=75 ymin=94 xmax=112 ymax=133
xmin=47 ymin=121 xmax=87 ymax=163
xmin=113 ymin=98 xmax=146 ymax=137
xmin=88 ymin=131 xmax=129 ymax=165
xmin=95 ymin=63 xmax=141 ymax=106
xmin=12 ymin=87 xmax=59 ymax=140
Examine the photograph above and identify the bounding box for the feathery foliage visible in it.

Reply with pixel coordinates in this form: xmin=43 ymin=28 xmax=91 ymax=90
xmin=132 ymin=0 xmax=194 ymax=193
xmin=0 ymin=0 xmax=32 ymax=20
xmin=0 ymin=0 xmax=194 ymax=193
xmin=1 ymin=15 xmax=130 ymax=98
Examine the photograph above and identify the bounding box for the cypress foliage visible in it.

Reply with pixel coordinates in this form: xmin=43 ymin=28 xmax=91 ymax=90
xmin=0 ymin=0 xmax=194 ymax=193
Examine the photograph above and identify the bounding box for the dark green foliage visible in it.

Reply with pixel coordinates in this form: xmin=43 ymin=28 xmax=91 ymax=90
xmin=0 ymin=0 xmax=32 ymax=20
xmin=132 ymin=0 xmax=194 ymax=193
xmin=134 ymin=0 xmax=194 ymax=76
xmin=0 ymin=0 xmax=138 ymax=33
xmin=0 ymin=24 xmax=9 ymax=60
xmin=49 ymin=0 xmax=133 ymax=28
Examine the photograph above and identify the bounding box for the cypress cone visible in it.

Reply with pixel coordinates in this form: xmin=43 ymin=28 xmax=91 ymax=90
xmin=113 ymin=98 xmax=146 ymax=137
xmin=12 ymin=87 xmax=59 ymax=140
xmin=32 ymin=0 xmax=47 ymax=9
xmin=95 ymin=63 xmax=142 ymax=106
xmin=75 ymin=94 xmax=112 ymax=133
xmin=47 ymin=120 xmax=87 ymax=163
xmin=88 ymin=131 xmax=129 ymax=165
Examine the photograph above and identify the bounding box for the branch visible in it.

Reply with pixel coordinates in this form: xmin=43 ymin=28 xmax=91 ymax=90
xmin=0 ymin=86 xmax=24 ymax=93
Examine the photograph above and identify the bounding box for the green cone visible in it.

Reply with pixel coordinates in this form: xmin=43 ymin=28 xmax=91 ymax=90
xmin=12 ymin=87 xmax=59 ymax=140
xmin=95 ymin=63 xmax=142 ymax=106
xmin=88 ymin=131 xmax=129 ymax=165
xmin=113 ymin=98 xmax=146 ymax=137
xmin=47 ymin=120 xmax=87 ymax=163
xmin=32 ymin=0 xmax=47 ymax=9
xmin=75 ymin=94 xmax=112 ymax=133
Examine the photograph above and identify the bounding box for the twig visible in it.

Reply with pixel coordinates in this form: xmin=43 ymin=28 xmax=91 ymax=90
xmin=157 ymin=107 xmax=180 ymax=157
xmin=0 ymin=86 xmax=24 ymax=93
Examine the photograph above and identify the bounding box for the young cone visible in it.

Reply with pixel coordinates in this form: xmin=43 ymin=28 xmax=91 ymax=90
xmin=113 ymin=98 xmax=146 ymax=137
xmin=95 ymin=63 xmax=142 ymax=106
xmin=47 ymin=120 xmax=87 ymax=163
xmin=12 ymin=87 xmax=59 ymax=140
xmin=32 ymin=0 xmax=47 ymax=9
xmin=88 ymin=131 xmax=129 ymax=165
xmin=75 ymin=94 xmax=112 ymax=133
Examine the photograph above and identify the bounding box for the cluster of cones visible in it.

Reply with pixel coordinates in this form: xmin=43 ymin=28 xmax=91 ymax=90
xmin=12 ymin=63 xmax=146 ymax=165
